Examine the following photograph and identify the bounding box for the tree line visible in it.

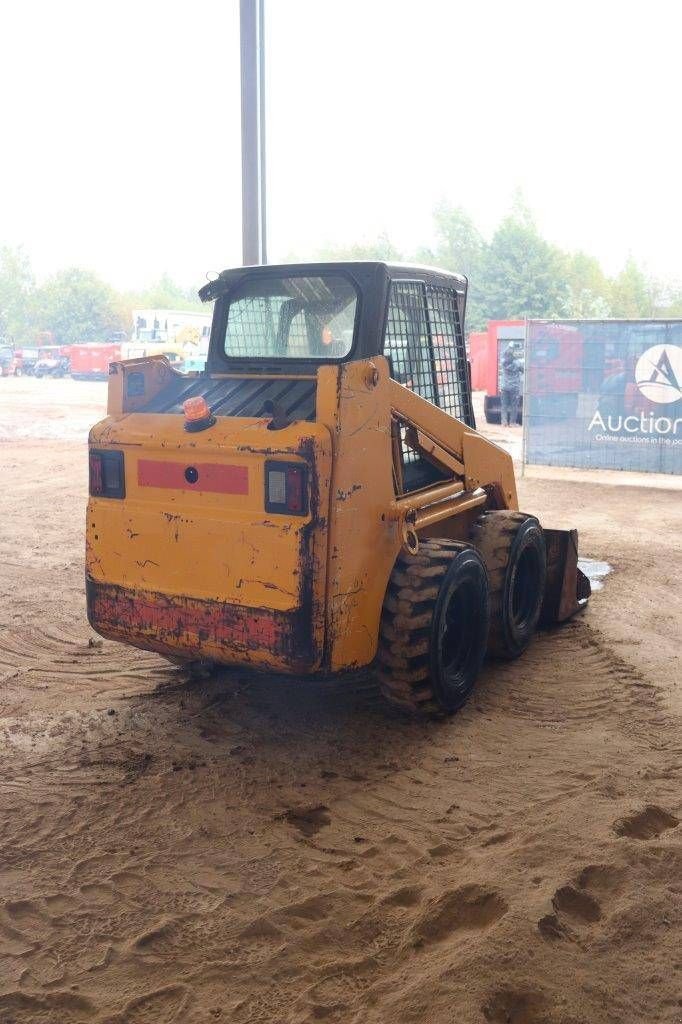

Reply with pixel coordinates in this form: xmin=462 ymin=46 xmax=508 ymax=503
xmin=2 ymin=197 xmax=681 ymax=345
xmin=315 ymin=196 xmax=682 ymax=331
xmin=0 ymin=250 xmax=204 ymax=347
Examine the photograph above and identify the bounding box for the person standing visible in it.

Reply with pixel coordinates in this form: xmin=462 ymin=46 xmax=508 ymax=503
xmin=500 ymin=345 xmax=522 ymax=426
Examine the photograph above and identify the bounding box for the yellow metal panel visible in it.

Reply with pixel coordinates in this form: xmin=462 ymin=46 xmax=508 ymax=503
xmin=107 ymin=356 xmax=180 ymax=415
xmin=462 ymin=431 xmax=518 ymax=510
xmin=317 ymin=358 xmax=403 ymax=670
xmin=87 ymin=414 xmax=332 ymax=671
xmin=316 ymin=360 xmax=519 ymax=671
xmin=87 ymin=501 xmax=306 ymax=610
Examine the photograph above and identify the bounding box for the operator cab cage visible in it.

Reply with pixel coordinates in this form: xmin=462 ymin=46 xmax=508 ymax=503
xmin=197 ymin=261 xmax=475 ymax=428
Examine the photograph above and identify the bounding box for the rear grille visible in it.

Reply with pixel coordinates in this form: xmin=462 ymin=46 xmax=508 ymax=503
xmin=141 ymin=376 xmax=316 ymax=421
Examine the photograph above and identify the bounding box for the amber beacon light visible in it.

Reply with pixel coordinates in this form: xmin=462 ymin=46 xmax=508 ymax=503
xmin=183 ymin=396 xmax=216 ymax=432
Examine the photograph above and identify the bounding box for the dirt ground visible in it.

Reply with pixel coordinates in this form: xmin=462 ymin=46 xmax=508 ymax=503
xmin=0 ymin=377 xmax=680 ymax=1024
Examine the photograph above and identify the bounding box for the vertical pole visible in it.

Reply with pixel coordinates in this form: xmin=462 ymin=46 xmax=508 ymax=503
xmin=240 ymin=0 xmax=267 ymax=265
xmin=521 ymin=318 xmax=529 ymax=476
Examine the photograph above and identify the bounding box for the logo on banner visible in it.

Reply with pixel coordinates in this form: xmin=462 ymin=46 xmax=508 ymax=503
xmin=635 ymin=344 xmax=682 ymax=404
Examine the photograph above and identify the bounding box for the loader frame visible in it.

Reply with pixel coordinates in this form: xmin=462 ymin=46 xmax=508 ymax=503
xmin=86 ymin=261 xmax=589 ymax=697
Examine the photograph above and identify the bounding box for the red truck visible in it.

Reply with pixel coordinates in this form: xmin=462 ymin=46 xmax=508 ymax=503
xmin=470 ymin=320 xmax=583 ymax=423
xmin=69 ymin=343 xmax=122 ymax=381
xmin=469 ymin=320 xmax=525 ymax=423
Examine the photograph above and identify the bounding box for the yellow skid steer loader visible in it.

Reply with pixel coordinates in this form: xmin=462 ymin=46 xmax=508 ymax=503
xmin=86 ymin=263 xmax=589 ymax=713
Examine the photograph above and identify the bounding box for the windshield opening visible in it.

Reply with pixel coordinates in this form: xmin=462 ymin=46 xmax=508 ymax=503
xmin=223 ymin=274 xmax=358 ymax=361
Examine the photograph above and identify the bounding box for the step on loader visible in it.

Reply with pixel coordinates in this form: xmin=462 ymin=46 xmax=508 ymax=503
xmin=86 ymin=262 xmax=590 ymax=713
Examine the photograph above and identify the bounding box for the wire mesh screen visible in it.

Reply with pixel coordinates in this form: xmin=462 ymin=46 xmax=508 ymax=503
xmin=384 ymin=281 xmax=436 ymax=404
xmin=384 ymin=280 xmax=473 ymax=492
xmin=223 ymin=275 xmax=357 ymax=360
xmin=523 ymin=320 xmax=682 ymax=474
xmin=426 ymin=285 xmax=475 ymax=425
xmin=225 ymin=297 xmax=278 ymax=357
xmin=383 ymin=281 xmax=474 ymax=425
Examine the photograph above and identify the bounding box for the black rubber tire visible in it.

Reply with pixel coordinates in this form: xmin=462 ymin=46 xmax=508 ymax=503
xmin=377 ymin=539 xmax=490 ymax=715
xmin=470 ymin=510 xmax=546 ymax=659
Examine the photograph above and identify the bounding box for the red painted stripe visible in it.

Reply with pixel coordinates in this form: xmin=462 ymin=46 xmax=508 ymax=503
xmin=137 ymin=459 xmax=249 ymax=495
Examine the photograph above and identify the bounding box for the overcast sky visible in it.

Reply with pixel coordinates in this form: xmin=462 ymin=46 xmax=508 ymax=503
xmin=1 ymin=0 xmax=680 ymax=290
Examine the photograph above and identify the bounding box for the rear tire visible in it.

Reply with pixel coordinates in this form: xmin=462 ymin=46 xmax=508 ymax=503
xmin=470 ymin=511 xmax=546 ymax=659
xmin=377 ymin=540 xmax=489 ymax=715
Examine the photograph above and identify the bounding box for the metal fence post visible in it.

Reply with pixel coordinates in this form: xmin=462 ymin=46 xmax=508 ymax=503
xmin=240 ymin=0 xmax=267 ymax=266
xmin=521 ymin=318 xmax=529 ymax=476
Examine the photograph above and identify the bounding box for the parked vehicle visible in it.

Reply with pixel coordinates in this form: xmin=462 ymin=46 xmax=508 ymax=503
xmin=181 ymin=340 xmax=209 ymax=373
xmin=469 ymin=321 xmax=525 ymax=424
xmin=13 ymin=347 xmax=40 ymax=376
xmin=470 ymin=320 xmax=583 ymax=424
xmin=0 ymin=345 xmax=19 ymax=377
xmin=132 ymin=309 xmax=211 ymax=347
xmin=33 ymin=346 xmax=71 ymax=378
xmin=70 ymin=343 xmax=122 ymax=381
xmin=120 ymin=341 xmax=185 ymax=369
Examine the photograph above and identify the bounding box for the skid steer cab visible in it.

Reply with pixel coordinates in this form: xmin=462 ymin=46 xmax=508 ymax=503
xmin=86 ymin=262 xmax=589 ymax=714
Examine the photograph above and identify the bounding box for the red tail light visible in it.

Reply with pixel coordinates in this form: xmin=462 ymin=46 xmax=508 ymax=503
xmin=265 ymin=461 xmax=308 ymax=515
xmin=89 ymin=452 xmax=103 ymax=495
xmin=286 ymin=466 xmax=304 ymax=513
xmin=89 ymin=450 xmax=125 ymax=498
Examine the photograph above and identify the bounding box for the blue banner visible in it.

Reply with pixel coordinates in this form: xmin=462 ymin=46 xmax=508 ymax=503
xmin=523 ymin=320 xmax=682 ymax=474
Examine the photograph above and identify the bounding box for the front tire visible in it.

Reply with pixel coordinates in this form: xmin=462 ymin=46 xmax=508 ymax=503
xmin=377 ymin=540 xmax=489 ymax=715
xmin=470 ymin=511 xmax=546 ymax=659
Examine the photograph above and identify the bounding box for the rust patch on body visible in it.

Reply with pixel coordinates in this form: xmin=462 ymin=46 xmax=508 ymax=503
xmin=86 ymin=578 xmax=319 ymax=672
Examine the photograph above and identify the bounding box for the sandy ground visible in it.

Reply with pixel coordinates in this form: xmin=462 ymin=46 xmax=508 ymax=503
xmin=0 ymin=377 xmax=681 ymax=1024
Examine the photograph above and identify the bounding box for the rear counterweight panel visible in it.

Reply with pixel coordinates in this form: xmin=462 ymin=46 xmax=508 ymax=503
xmin=86 ymin=579 xmax=319 ymax=672
xmin=86 ymin=416 xmax=332 ymax=672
